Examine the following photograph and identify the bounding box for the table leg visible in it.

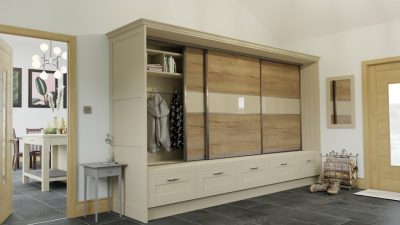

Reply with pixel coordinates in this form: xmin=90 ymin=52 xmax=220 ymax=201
xmin=95 ymin=175 xmax=99 ymax=223
xmin=41 ymin=144 xmax=50 ymax=192
xmin=22 ymin=143 xmax=30 ymax=184
xmin=107 ymin=177 xmax=111 ymax=212
xmin=84 ymin=173 xmax=87 ymax=218
xmin=118 ymin=173 xmax=122 ymax=217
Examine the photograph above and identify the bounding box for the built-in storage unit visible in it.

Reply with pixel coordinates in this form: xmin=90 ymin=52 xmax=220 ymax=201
xmin=107 ymin=19 xmax=321 ymax=223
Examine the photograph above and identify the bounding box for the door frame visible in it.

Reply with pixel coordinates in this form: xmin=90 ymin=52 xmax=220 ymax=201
xmin=362 ymin=56 xmax=400 ymax=189
xmin=0 ymin=24 xmax=78 ymax=218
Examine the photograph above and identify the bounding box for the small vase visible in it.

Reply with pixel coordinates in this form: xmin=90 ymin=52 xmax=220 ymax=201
xmin=105 ymin=148 xmax=113 ymax=163
xmin=53 ymin=116 xmax=59 ymax=129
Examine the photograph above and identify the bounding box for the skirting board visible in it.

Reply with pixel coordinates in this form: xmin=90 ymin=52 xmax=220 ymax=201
xmin=70 ymin=198 xmax=111 ymax=217
xmin=357 ymin=178 xmax=367 ymax=189
xmin=148 ymin=176 xmax=317 ymax=220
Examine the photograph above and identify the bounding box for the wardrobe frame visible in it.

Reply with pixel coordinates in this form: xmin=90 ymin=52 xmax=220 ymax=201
xmin=107 ymin=19 xmax=321 ymax=223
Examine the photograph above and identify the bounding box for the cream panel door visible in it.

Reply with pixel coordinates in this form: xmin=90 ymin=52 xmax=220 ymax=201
xmin=0 ymin=38 xmax=13 ymax=224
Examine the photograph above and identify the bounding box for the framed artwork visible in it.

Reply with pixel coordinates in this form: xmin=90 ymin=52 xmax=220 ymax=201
xmin=28 ymin=69 xmax=58 ymax=108
xmin=13 ymin=68 xmax=22 ymax=107
xmin=63 ymin=73 xmax=67 ymax=108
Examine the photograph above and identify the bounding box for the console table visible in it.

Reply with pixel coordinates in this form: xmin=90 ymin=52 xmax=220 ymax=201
xmin=81 ymin=162 xmax=127 ymax=223
xmin=22 ymin=134 xmax=68 ymax=192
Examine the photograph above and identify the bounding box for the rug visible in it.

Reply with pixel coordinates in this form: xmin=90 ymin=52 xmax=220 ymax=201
xmin=354 ymin=189 xmax=400 ymax=201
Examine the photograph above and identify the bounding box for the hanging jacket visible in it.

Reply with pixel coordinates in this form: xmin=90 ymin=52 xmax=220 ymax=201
xmin=169 ymin=93 xmax=184 ymax=150
xmin=147 ymin=93 xmax=171 ymax=152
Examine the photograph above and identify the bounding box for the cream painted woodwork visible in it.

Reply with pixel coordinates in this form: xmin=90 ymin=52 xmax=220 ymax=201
xmin=261 ymin=60 xmax=301 ymax=153
xmin=363 ymin=58 xmax=400 ymax=192
xmin=148 ymin=151 xmax=319 ymax=208
xmin=0 ymin=38 xmax=12 ymax=224
xmin=185 ymin=47 xmax=205 ymax=161
xmin=109 ymin=26 xmax=148 ymax=222
xmin=107 ymin=19 xmax=320 ymax=223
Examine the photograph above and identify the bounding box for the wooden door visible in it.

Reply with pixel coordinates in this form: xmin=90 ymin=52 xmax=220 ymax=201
xmin=365 ymin=59 xmax=400 ymax=192
xmin=184 ymin=47 xmax=206 ymax=161
xmin=0 ymin=38 xmax=13 ymax=224
xmin=207 ymin=51 xmax=261 ymax=159
xmin=261 ymin=61 xmax=301 ymax=153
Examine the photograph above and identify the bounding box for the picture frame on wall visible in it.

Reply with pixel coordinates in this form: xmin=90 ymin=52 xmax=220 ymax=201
xmin=13 ymin=67 xmax=22 ymax=107
xmin=28 ymin=69 xmax=58 ymax=108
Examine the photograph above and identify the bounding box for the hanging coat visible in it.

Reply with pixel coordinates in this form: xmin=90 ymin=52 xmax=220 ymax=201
xmin=169 ymin=93 xmax=184 ymax=150
xmin=147 ymin=93 xmax=171 ymax=152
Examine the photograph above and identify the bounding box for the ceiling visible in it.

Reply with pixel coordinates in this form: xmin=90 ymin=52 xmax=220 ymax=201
xmin=1 ymin=0 xmax=400 ymax=45
xmin=240 ymin=0 xmax=400 ymax=44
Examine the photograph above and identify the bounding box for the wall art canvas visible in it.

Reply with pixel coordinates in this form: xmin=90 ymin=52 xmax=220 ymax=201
xmin=13 ymin=68 xmax=22 ymax=107
xmin=28 ymin=69 xmax=58 ymax=108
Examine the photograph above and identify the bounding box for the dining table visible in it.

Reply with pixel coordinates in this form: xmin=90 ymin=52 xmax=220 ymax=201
xmin=21 ymin=133 xmax=68 ymax=192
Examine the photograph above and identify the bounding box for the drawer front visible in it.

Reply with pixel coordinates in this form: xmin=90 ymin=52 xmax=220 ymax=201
xmin=149 ymin=170 xmax=196 ymax=207
xmin=270 ymin=156 xmax=297 ymax=183
xmin=98 ymin=167 xmax=120 ymax=178
xmin=297 ymin=153 xmax=319 ymax=177
xmin=197 ymin=165 xmax=236 ymax=197
xmin=237 ymin=160 xmax=270 ymax=190
xmin=23 ymin=137 xmax=40 ymax=145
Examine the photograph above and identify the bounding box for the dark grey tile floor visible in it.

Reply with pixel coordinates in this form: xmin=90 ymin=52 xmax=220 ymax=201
xmin=4 ymin=166 xmax=400 ymax=225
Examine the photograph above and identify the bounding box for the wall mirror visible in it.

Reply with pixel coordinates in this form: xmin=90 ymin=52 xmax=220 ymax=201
xmin=327 ymin=75 xmax=355 ymax=128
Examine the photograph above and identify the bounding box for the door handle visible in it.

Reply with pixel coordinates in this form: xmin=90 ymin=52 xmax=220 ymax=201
xmin=166 ymin=178 xmax=180 ymax=182
xmin=213 ymin=172 xmax=224 ymax=176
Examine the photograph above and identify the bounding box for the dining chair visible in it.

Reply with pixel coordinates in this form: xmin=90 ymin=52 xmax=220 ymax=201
xmin=12 ymin=128 xmax=22 ymax=170
xmin=26 ymin=128 xmax=43 ymax=170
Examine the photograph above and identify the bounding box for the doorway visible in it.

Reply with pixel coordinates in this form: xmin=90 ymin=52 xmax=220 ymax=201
xmin=0 ymin=24 xmax=77 ymax=224
xmin=363 ymin=56 xmax=400 ymax=192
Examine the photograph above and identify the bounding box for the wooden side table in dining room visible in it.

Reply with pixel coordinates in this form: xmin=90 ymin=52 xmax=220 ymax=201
xmin=81 ymin=162 xmax=127 ymax=223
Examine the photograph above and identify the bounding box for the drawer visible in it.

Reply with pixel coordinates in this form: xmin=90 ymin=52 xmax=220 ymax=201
xmin=23 ymin=137 xmax=40 ymax=145
xmin=98 ymin=167 xmax=120 ymax=178
xmin=237 ymin=159 xmax=270 ymax=190
xmin=149 ymin=169 xmax=196 ymax=207
xmin=269 ymin=156 xmax=297 ymax=183
xmin=197 ymin=164 xmax=235 ymax=197
xmin=297 ymin=153 xmax=319 ymax=177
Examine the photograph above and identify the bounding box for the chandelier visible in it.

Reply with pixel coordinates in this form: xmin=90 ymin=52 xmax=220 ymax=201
xmin=31 ymin=41 xmax=67 ymax=80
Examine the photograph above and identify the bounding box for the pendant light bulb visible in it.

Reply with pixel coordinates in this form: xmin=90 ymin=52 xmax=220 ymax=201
xmin=32 ymin=60 xmax=41 ymax=69
xmin=60 ymin=66 xmax=67 ymax=73
xmin=32 ymin=55 xmax=41 ymax=61
xmin=40 ymin=71 xmax=48 ymax=80
xmin=40 ymin=43 xmax=49 ymax=52
xmin=61 ymin=51 xmax=67 ymax=60
xmin=53 ymin=47 xmax=61 ymax=55
xmin=54 ymin=70 xmax=62 ymax=79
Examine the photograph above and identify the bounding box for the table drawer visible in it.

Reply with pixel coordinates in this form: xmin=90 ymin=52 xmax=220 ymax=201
xmin=197 ymin=164 xmax=235 ymax=197
xmin=23 ymin=137 xmax=40 ymax=145
xmin=297 ymin=153 xmax=319 ymax=177
xmin=237 ymin=159 xmax=269 ymax=190
xmin=149 ymin=170 xmax=196 ymax=207
xmin=98 ymin=167 xmax=120 ymax=178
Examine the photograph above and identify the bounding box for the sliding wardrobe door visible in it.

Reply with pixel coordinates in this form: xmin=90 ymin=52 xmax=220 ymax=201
xmin=261 ymin=61 xmax=301 ymax=153
xmin=208 ymin=51 xmax=261 ymax=159
xmin=184 ymin=47 xmax=206 ymax=161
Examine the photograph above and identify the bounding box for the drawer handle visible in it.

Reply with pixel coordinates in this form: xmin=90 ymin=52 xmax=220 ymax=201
xmin=166 ymin=178 xmax=180 ymax=182
xmin=280 ymin=163 xmax=288 ymax=166
xmin=249 ymin=167 xmax=259 ymax=171
xmin=213 ymin=172 xmax=224 ymax=176
xmin=306 ymin=160 xmax=312 ymax=163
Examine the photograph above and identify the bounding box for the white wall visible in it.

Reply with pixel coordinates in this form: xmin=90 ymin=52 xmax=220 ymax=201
xmin=283 ymin=19 xmax=400 ymax=178
xmin=76 ymin=35 xmax=110 ymax=200
xmin=0 ymin=0 xmax=279 ymax=47
xmin=0 ymin=34 xmax=68 ymax=138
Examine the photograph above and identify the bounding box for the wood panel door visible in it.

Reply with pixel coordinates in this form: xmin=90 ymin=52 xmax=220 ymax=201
xmin=365 ymin=59 xmax=400 ymax=192
xmin=184 ymin=47 xmax=206 ymax=161
xmin=0 ymin=38 xmax=13 ymax=224
xmin=207 ymin=51 xmax=261 ymax=159
xmin=261 ymin=61 xmax=301 ymax=153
